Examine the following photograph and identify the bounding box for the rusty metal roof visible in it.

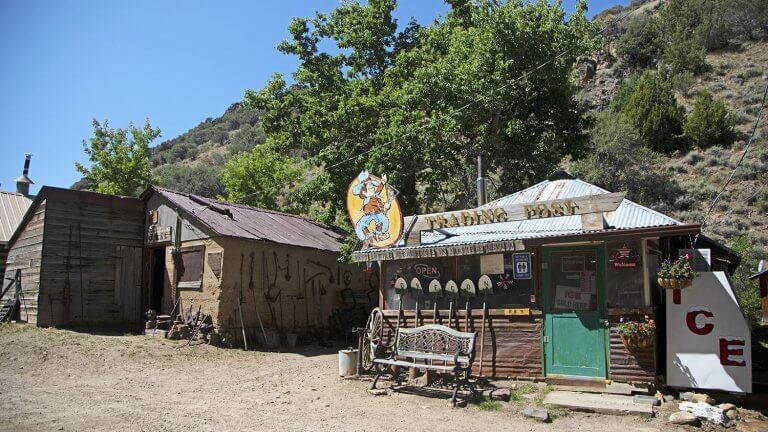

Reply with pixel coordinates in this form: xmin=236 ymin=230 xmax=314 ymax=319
xmin=148 ymin=186 xmax=344 ymax=252
xmin=0 ymin=191 xmax=33 ymax=243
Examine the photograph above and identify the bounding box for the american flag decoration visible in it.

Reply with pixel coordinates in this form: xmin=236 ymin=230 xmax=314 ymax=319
xmin=496 ymin=273 xmax=513 ymax=290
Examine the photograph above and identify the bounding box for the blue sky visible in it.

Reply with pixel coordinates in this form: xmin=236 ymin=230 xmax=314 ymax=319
xmin=0 ymin=0 xmax=626 ymax=194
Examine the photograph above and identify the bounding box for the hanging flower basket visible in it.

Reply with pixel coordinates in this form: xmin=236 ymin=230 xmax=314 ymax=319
xmin=656 ymin=254 xmax=697 ymax=290
xmin=620 ymin=332 xmax=654 ymax=349
xmin=617 ymin=317 xmax=655 ymax=350
xmin=657 ymin=277 xmax=693 ymax=290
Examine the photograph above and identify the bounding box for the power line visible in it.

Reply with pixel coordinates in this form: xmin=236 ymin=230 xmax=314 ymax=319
xmin=695 ymin=81 xmax=768 ymax=245
xmin=324 ymin=6 xmax=642 ymax=171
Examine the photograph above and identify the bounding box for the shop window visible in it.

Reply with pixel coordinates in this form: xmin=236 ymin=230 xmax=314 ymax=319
xmin=382 ymin=258 xmax=454 ymax=309
xmin=606 ymin=240 xmax=645 ymax=308
xmin=178 ymin=247 xmax=204 ymax=289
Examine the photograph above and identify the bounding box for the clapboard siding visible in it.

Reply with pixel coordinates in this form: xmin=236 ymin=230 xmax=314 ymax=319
xmin=3 ymin=201 xmax=46 ymax=324
xmin=383 ymin=309 xmax=542 ymax=378
xmin=37 ymin=191 xmax=144 ymax=326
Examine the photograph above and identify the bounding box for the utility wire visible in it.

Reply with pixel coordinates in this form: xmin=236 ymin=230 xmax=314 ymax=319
xmin=694 ymin=81 xmax=768 ymax=245
xmin=324 ymin=6 xmax=642 ymax=171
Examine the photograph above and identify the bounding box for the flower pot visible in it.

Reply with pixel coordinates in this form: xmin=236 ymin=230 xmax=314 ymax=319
xmin=620 ymin=332 xmax=654 ymax=349
xmin=657 ymin=277 xmax=693 ymax=290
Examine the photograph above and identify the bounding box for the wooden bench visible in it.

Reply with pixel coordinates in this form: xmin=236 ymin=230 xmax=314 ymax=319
xmin=370 ymin=324 xmax=477 ymax=406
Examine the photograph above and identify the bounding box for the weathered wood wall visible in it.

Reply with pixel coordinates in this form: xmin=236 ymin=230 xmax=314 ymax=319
xmin=3 ymin=201 xmax=46 ymax=323
xmin=382 ymin=309 xmax=542 ymax=378
xmin=0 ymin=244 xmax=8 ymax=285
xmin=37 ymin=190 xmax=145 ymax=326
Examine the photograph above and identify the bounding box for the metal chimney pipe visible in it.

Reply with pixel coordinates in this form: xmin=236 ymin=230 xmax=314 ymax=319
xmin=15 ymin=154 xmax=33 ymax=196
xmin=476 ymin=153 xmax=487 ymax=206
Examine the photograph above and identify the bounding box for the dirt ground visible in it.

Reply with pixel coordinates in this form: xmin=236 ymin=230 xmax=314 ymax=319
xmin=0 ymin=324 xmax=761 ymax=432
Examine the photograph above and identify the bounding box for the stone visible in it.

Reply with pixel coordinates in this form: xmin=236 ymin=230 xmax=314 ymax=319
xmin=634 ymin=395 xmax=661 ymax=406
xmin=737 ymin=421 xmax=768 ymax=432
xmin=663 ymin=394 xmax=676 ymax=402
xmin=669 ymin=411 xmax=699 ymax=426
xmin=368 ymin=389 xmax=388 ymax=396
xmin=726 ymin=409 xmax=740 ymax=421
xmin=719 ymin=403 xmax=737 ymax=412
xmin=679 ymin=401 xmax=725 ymax=425
xmin=483 ymin=388 xmax=511 ymax=402
xmin=680 ymin=392 xmax=715 ymax=404
xmin=522 ymin=407 xmax=551 ymax=423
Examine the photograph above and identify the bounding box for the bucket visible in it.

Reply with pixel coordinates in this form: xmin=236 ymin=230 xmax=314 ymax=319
xmin=338 ymin=349 xmax=359 ymax=377
xmin=285 ymin=332 xmax=298 ymax=348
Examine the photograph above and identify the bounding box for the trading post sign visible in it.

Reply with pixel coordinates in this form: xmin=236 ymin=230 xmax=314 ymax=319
xmin=347 ymin=170 xmax=404 ymax=249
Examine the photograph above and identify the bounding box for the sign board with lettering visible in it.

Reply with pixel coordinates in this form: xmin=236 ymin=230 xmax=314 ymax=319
xmin=512 ymin=253 xmax=532 ymax=280
xmin=403 ymin=192 xmax=625 ymax=245
xmin=666 ymin=272 xmax=752 ymax=393
xmin=148 ymin=225 xmax=173 ymax=245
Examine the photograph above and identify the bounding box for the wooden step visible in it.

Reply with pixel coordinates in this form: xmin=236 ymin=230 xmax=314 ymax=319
xmin=544 ymin=391 xmax=655 ymax=415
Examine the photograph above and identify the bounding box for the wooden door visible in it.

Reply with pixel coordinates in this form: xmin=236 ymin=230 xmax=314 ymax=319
xmin=115 ymin=246 xmax=142 ymax=324
xmin=543 ymin=246 xmax=608 ymax=378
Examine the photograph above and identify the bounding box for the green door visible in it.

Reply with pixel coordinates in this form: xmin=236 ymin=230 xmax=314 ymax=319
xmin=543 ymin=246 xmax=607 ymax=378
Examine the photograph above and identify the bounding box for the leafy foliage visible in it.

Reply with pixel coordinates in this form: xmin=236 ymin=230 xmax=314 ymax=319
xmin=684 ymin=90 xmax=735 ymax=149
xmin=221 ymin=144 xmax=302 ymax=211
xmin=248 ymin=0 xmax=598 ymax=227
xmin=620 ymin=72 xmax=685 ymax=153
xmin=729 ymin=236 xmax=763 ymax=327
xmin=75 ymin=119 xmax=160 ymax=196
xmin=616 ymin=14 xmax=661 ymax=68
xmin=657 ymin=254 xmax=697 ymax=279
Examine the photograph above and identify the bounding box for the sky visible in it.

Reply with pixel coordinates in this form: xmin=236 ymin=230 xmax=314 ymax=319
xmin=0 ymin=0 xmax=627 ymax=195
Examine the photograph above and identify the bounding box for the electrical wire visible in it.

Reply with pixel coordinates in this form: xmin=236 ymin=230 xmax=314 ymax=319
xmin=323 ymin=6 xmax=642 ymax=171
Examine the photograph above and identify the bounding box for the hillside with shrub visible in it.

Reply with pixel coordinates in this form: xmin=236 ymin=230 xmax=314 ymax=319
xmin=142 ymin=0 xmax=767 ymax=321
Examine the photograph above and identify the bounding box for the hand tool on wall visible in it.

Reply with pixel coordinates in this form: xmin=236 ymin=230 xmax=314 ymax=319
xmin=428 ymin=279 xmax=442 ymax=325
xmin=409 ymin=278 xmax=422 ymax=326
xmin=393 ymin=277 xmax=407 ymax=336
xmin=460 ymin=279 xmax=476 ymax=331
xmin=445 ymin=280 xmax=458 ymax=329
xmin=477 ymin=275 xmax=493 ymax=376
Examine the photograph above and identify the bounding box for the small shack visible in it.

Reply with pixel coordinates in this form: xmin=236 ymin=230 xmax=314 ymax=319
xmin=2 ymin=186 xmax=145 ymax=326
xmin=353 ymin=175 xmax=745 ymax=390
xmin=140 ymin=186 xmax=372 ymax=347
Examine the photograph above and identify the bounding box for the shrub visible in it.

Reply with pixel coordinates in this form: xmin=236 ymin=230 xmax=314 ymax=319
xmin=621 ymin=72 xmax=686 ymax=153
xmin=662 ymin=32 xmax=708 ymax=75
xmin=728 ymin=236 xmax=764 ymax=327
xmin=573 ymin=112 xmax=684 ymax=212
xmin=154 ymin=164 xmax=226 ymax=198
xmin=684 ymin=91 xmax=735 ymax=149
xmin=670 ymin=71 xmax=695 ymax=96
xmin=616 ymin=14 xmax=662 ymax=68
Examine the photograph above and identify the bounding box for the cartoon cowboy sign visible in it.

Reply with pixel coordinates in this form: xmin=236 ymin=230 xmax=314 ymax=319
xmin=346 ymin=170 xmax=403 ymax=249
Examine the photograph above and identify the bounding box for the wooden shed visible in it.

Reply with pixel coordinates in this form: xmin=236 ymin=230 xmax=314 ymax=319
xmin=2 ymin=187 xmax=144 ymax=326
xmin=353 ymin=176 xmax=739 ymax=388
xmin=140 ymin=186 xmax=373 ymax=347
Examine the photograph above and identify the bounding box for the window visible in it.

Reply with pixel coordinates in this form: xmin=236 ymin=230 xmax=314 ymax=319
xmin=178 ymin=247 xmax=204 ymax=289
xmin=606 ymin=240 xmax=645 ymax=308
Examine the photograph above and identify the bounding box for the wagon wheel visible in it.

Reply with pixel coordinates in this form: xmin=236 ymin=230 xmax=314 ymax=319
xmin=361 ymin=307 xmax=384 ymax=372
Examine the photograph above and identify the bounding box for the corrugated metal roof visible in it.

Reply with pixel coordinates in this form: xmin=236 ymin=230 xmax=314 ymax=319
xmin=150 ymin=187 xmax=344 ymax=252
xmin=358 ymin=178 xmax=684 ymax=258
xmin=0 ymin=191 xmax=33 ymax=243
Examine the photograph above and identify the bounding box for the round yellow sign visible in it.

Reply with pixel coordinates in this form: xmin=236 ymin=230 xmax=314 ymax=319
xmin=346 ymin=170 xmax=404 ymax=249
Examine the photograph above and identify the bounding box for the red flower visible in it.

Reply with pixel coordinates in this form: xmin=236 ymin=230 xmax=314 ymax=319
xmin=684 ymin=253 xmax=691 ymax=260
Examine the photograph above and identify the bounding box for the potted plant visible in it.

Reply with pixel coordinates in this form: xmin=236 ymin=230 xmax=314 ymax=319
xmin=617 ymin=317 xmax=655 ymax=349
xmin=657 ymin=253 xmax=696 ymax=289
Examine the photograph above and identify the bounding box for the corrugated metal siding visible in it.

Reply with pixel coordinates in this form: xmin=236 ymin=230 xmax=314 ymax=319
xmin=152 ymin=187 xmax=344 ymax=252
xmin=0 ymin=191 xmax=33 ymax=242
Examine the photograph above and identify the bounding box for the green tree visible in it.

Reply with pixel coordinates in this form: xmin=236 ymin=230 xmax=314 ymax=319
xmin=221 ymin=143 xmax=302 ymax=211
xmin=729 ymin=236 xmax=763 ymax=327
xmin=616 ymin=14 xmax=662 ymax=68
xmin=621 ymin=72 xmax=685 ymax=153
xmin=75 ymin=119 xmax=161 ymax=196
xmin=684 ymin=90 xmax=735 ymax=149
xmin=248 ymin=0 xmax=597 ymax=224
xmin=154 ymin=164 xmax=226 ymax=198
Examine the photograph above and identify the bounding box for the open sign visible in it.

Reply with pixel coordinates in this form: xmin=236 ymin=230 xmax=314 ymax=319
xmin=412 ymin=263 xmax=440 ymax=279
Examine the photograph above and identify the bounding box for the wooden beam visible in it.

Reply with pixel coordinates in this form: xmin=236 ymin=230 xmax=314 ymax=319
xmin=403 ymin=192 xmax=625 ymax=245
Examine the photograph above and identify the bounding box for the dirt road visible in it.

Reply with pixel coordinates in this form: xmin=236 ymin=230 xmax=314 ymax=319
xmin=0 ymin=325 xmax=729 ymax=431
